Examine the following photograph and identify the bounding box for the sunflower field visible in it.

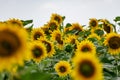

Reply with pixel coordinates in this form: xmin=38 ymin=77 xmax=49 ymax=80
xmin=0 ymin=13 xmax=120 ymax=80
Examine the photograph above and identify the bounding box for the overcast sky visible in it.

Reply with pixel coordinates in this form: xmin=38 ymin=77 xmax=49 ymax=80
xmin=0 ymin=0 xmax=120 ymax=27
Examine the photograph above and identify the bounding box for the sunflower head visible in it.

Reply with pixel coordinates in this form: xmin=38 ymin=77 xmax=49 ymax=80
xmin=50 ymin=13 xmax=63 ymax=24
xmin=89 ymin=18 xmax=98 ymax=29
xmin=6 ymin=18 xmax=23 ymax=27
xmin=54 ymin=61 xmax=71 ymax=77
xmin=72 ymin=53 xmax=103 ymax=80
xmin=31 ymin=28 xmax=45 ymax=41
xmin=104 ymin=33 xmax=120 ymax=55
xmin=0 ymin=23 xmax=28 ymax=71
xmin=51 ymin=30 xmax=63 ymax=45
xmin=29 ymin=41 xmax=47 ymax=62
xmin=69 ymin=23 xmax=83 ymax=35
xmin=87 ymin=33 xmax=101 ymax=40
xmin=39 ymin=39 xmax=55 ymax=57
xmin=76 ymin=40 xmax=96 ymax=55
xmin=47 ymin=21 xmax=59 ymax=32
xmin=103 ymin=23 xmax=113 ymax=33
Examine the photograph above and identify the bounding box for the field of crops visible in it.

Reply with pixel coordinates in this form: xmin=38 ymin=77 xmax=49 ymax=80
xmin=0 ymin=13 xmax=120 ymax=80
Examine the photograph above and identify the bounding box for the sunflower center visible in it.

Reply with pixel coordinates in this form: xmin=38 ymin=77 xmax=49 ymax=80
xmin=49 ymin=23 xmax=58 ymax=31
xmin=90 ymin=20 xmax=97 ymax=27
xmin=59 ymin=66 xmax=66 ymax=73
xmin=104 ymin=24 xmax=110 ymax=33
xmin=0 ymin=31 xmax=21 ymax=57
xmin=34 ymin=32 xmax=42 ymax=40
xmin=43 ymin=41 xmax=52 ymax=53
xmin=55 ymin=34 xmax=63 ymax=45
xmin=54 ymin=16 xmax=61 ymax=23
xmin=81 ymin=46 xmax=91 ymax=52
xmin=79 ymin=60 xmax=95 ymax=78
xmin=108 ymin=36 xmax=120 ymax=49
xmin=32 ymin=47 xmax=43 ymax=58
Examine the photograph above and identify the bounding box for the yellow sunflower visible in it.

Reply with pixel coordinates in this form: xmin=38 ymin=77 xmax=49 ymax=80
xmin=41 ymin=26 xmax=51 ymax=35
xmin=64 ymin=34 xmax=77 ymax=44
xmin=0 ymin=23 xmax=28 ymax=72
xmin=72 ymin=53 xmax=103 ymax=80
xmin=89 ymin=18 xmax=98 ymax=30
xmin=39 ymin=38 xmax=55 ymax=57
xmin=51 ymin=30 xmax=64 ymax=49
xmin=104 ymin=32 xmax=120 ymax=55
xmin=6 ymin=18 xmax=23 ymax=27
xmin=50 ymin=13 xmax=63 ymax=24
xmin=28 ymin=41 xmax=47 ymax=62
xmin=54 ymin=61 xmax=71 ymax=77
xmin=76 ymin=40 xmax=96 ymax=55
xmin=103 ymin=23 xmax=113 ymax=33
xmin=69 ymin=23 xmax=83 ymax=35
xmin=47 ymin=20 xmax=59 ymax=32
xmin=87 ymin=33 xmax=101 ymax=40
xmin=31 ymin=27 xmax=45 ymax=41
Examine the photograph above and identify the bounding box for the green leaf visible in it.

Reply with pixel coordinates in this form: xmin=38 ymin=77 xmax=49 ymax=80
xmin=65 ymin=23 xmax=72 ymax=28
xmin=62 ymin=16 xmax=65 ymax=21
xmin=94 ymin=29 xmax=104 ymax=36
xmin=21 ymin=20 xmax=33 ymax=26
xmin=114 ymin=16 xmax=120 ymax=22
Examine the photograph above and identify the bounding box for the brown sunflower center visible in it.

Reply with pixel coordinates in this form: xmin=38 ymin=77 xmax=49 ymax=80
xmin=103 ymin=24 xmax=111 ymax=33
xmin=42 ymin=41 xmax=52 ymax=53
xmin=49 ymin=23 xmax=58 ymax=31
xmin=54 ymin=16 xmax=61 ymax=23
xmin=81 ymin=45 xmax=91 ymax=52
xmin=90 ymin=20 xmax=97 ymax=27
xmin=34 ymin=32 xmax=42 ymax=40
xmin=79 ymin=60 xmax=95 ymax=78
xmin=32 ymin=47 xmax=43 ymax=58
xmin=59 ymin=66 xmax=66 ymax=73
xmin=108 ymin=36 xmax=120 ymax=49
xmin=55 ymin=34 xmax=63 ymax=45
xmin=0 ymin=31 xmax=21 ymax=57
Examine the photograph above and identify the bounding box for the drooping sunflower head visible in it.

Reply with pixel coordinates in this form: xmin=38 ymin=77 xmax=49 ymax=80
xmin=89 ymin=18 xmax=98 ymax=29
xmin=29 ymin=41 xmax=47 ymax=62
xmin=76 ymin=40 xmax=96 ymax=55
xmin=64 ymin=34 xmax=77 ymax=44
xmin=31 ymin=27 xmax=45 ymax=41
xmin=51 ymin=30 xmax=64 ymax=48
xmin=50 ymin=13 xmax=63 ymax=24
xmin=47 ymin=20 xmax=59 ymax=32
xmin=104 ymin=32 xmax=120 ymax=55
xmin=69 ymin=23 xmax=83 ymax=35
xmin=54 ymin=61 xmax=71 ymax=77
xmin=72 ymin=53 xmax=103 ymax=80
xmin=39 ymin=38 xmax=55 ymax=57
xmin=6 ymin=18 xmax=23 ymax=27
xmin=87 ymin=33 xmax=101 ymax=40
xmin=0 ymin=23 xmax=28 ymax=71
xmin=103 ymin=23 xmax=113 ymax=33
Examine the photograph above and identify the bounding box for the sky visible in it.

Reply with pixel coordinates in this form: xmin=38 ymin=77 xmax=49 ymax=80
xmin=0 ymin=0 xmax=120 ymax=27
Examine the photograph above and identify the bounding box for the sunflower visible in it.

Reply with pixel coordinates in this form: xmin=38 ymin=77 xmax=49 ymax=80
xmin=69 ymin=23 xmax=83 ymax=35
xmin=41 ymin=26 xmax=51 ymax=35
xmin=76 ymin=40 xmax=96 ymax=55
xmin=104 ymin=32 xmax=120 ymax=55
xmin=54 ymin=61 xmax=71 ymax=77
xmin=64 ymin=34 xmax=77 ymax=44
xmin=6 ymin=18 xmax=23 ymax=27
xmin=0 ymin=23 xmax=28 ymax=71
xmin=72 ymin=53 xmax=103 ymax=80
xmin=28 ymin=41 xmax=47 ymax=62
xmin=31 ymin=27 xmax=45 ymax=41
xmin=51 ymin=30 xmax=64 ymax=49
xmin=50 ymin=13 xmax=63 ymax=24
xmin=89 ymin=18 xmax=98 ymax=30
xmin=87 ymin=33 xmax=101 ymax=40
xmin=47 ymin=20 xmax=59 ymax=32
xmin=39 ymin=38 xmax=55 ymax=57
xmin=103 ymin=23 xmax=113 ymax=33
